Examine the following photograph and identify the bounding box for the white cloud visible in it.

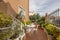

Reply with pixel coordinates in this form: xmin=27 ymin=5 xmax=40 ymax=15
xmin=29 ymin=0 xmax=48 ymax=11
xmin=29 ymin=0 xmax=60 ymax=16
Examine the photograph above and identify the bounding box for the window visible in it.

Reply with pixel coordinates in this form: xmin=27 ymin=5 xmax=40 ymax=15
xmin=18 ymin=6 xmax=25 ymax=19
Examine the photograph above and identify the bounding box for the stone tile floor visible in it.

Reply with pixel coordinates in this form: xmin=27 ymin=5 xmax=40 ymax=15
xmin=23 ymin=29 xmax=48 ymax=40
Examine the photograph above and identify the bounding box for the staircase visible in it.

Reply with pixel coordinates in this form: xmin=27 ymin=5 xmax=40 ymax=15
xmin=8 ymin=15 xmax=25 ymax=40
xmin=0 ymin=14 xmax=25 ymax=40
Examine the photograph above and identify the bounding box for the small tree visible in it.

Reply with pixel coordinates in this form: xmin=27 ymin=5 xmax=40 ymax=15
xmin=29 ymin=13 xmax=46 ymax=27
xmin=29 ymin=13 xmax=41 ymax=22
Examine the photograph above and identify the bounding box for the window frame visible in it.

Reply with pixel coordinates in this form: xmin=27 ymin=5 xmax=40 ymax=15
xmin=18 ymin=6 xmax=26 ymax=19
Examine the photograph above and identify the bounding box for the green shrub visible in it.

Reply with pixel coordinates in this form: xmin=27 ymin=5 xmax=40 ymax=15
xmin=0 ymin=13 xmax=13 ymax=28
xmin=45 ymin=23 xmax=60 ymax=40
xmin=45 ymin=24 xmax=57 ymax=35
xmin=26 ymin=21 xmax=32 ymax=25
xmin=0 ymin=28 xmax=13 ymax=40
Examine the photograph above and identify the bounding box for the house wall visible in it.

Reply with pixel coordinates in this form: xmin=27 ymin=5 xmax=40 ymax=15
xmin=7 ymin=0 xmax=29 ymax=22
xmin=0 ymin=0 xmax=29 ymax=22
xmin=0 ymin=1 xmax=7 ymax=14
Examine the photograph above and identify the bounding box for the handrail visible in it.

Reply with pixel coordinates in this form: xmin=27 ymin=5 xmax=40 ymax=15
xmin=0 ymin=13 xmax=25 ymax=40
xmin=10 ymin=14 xmax=25 ymax=40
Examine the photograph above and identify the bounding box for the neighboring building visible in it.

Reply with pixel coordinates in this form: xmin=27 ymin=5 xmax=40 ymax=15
xmin=0 ymin=0 xmax=29 ymax=22
xmin=45 ymin=13 xmax=49 ymax=22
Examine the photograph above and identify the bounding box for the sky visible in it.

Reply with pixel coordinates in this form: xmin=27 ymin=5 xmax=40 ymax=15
xmin=29 ymin=0 xmax=60 ymax=16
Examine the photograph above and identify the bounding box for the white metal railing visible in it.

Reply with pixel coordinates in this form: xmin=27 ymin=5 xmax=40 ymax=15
xmin=9 ymin=15 xmax=25 ymax=40
xmin=0 ymin=13 xmax=25 ymax=40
